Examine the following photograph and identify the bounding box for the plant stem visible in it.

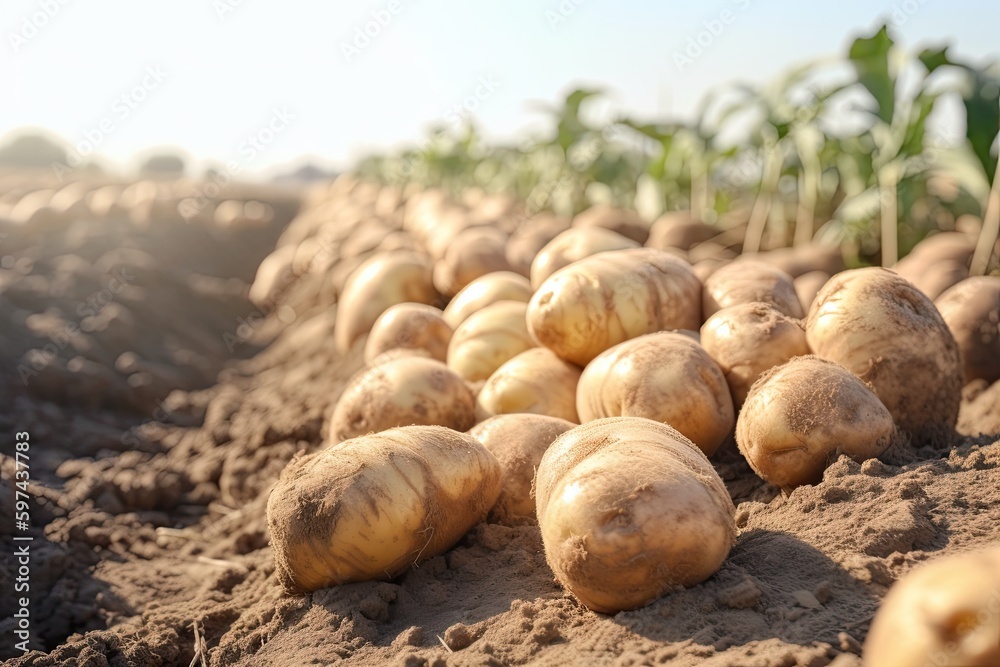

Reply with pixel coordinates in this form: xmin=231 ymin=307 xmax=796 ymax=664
xmin=878 ymin=163 xmax=899 ymax=267
xmin=971 ymin=164 xmax=1000 ymax=275
xmin=744 ymin=145 xmax=780 ymax=254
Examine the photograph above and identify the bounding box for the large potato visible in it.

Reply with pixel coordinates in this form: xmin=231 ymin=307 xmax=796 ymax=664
xmin=806 ymin=267 xmax=962 ymax=444
xmin=433 ymin=226 xmax=512 ymax=297
xmin=476 ymin=347 xmax=582 ymax=423
xmin=528 ymin=248 xmax=702 ymax=366
xmin=334 ymin=251 xmax=438 ymax=354
xmin=442 ymin=271 xmax=533 ymax=330
xmin=736 ymin=356 xmax=895 ymax=491
xmin=363 ymin=303 xmax=453 ymax=365
xmin=571 ymin=203 xmax=651 ymax=244
xmin=267 ymin=425 xmax=501 ymax=593
xmin=329 ymin=357 xmax=475 ymax=441
xmin=468 ymin=414 xmax=574 ymax=523
xmin=935 ymin=277 xmax=1000 ymax=384
xmin=447 ymin=301 xmax=535 ymax=383
xmin=576 ymin=332 xmax=733 ymax=456
xmin=530 ymin=227 xmax=640 ymax=289
xmin=700 ymin=302 xmax=810 ymax=407
xmin=703 ymin=260 xmax=803 ymax=319
xmin=535 ymin=417 xmax=735 ymax=613
xmin=864 ymin=545 xmax=1000 ymax=667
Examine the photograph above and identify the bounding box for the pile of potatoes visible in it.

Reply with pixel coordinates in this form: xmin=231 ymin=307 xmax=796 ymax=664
xmin=266 ymin=183 xmax=1000 ymax=638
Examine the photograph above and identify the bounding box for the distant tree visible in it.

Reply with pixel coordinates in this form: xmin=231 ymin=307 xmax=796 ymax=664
xmin=0 ymin=131 xmax=69 ymax=168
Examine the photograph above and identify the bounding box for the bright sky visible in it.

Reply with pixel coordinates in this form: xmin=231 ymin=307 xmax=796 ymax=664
xmin=2 ymin=0 xmax=997 ymax=174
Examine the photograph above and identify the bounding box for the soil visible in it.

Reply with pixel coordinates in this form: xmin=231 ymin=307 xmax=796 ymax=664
xmin=2 ymin=179 xmax=999 ymax=667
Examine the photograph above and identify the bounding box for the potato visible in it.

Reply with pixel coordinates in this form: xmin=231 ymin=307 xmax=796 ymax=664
xmin=703 ymin=260 xmax=804 ymax=319
xmin=363 ymin=303 xmax=453 ymax=365
xmin=442 ymin=271 xmax=533 ymax=330
xmin=863 ymin=545 xmax=1000 ymax=667
xmin=806 ymin=267 xmax=962 ymax=444
xmin=432 ymin=226 xmax=512 ymax=297
xmin=755 ymin=243 xmax=845 ymax=278
xmin=528 ymin=248 xmax=702 ymax=366
xmin=476 ymin=347 xmax=582 ymax=423
xmin=329 ymin=357 xmax=475 ymax=442
xmin=736 ymin=356 xmax=895 ymax=491
xmin=468 ymin=414 xmax=574 ymax=523
xmin=572 ymin=203 xmax=651 ymax=244
xmin=505 ymin=212 xmax=572 ymax=276
xmin=334 ymin=251 xmax=438 ymax=354
xmin=935 ymin=277 xmax=1000 ymax=384
xmin=700 ymin=302 xmax=810 ymax=408
xmin=576 ymin=332 xmax=733 ymax=456
xmin=646 ymin=211 xmax=718 ymax=251
xmin=535 ymin=417 xmax=735 ymax=613
xmin=447 ymin=301 xmax=535 ymax=383
xmin=249 ymin=243 xmax=297 ymax=308
xmin=530 ymin=227 xmax=640 ymax=289
xmin=793 ymin=270 xmax=830 ymax=314
xmin=267 ymin=425 xmax=501 ymax=593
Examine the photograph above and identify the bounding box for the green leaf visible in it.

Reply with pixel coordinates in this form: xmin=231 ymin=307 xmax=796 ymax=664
xmin=962 ymin=69 xmax=1000 ymax=182
xmin=848 ymin=24 xmax=896 ymax=125
xmin=899 ymin=91 xmax=939 ymax=158
xmin=917 ymin=46 xmax=952 ymax=74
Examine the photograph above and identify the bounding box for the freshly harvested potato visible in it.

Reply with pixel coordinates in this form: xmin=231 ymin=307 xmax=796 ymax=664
xmin=476 ymin=347 xmax=582 ymax=423
xmin=442 ymin=271 xmax=533 ymax=329
xmin=572 ymin=203 xmax=651 ymax=244
xmin=267 ymin=425 xmax=501 ymax=593
xmin=528 ymin=248 xmax=702 ymax=366
xmin=530 ymin=227 xmax=640 ymax=289
xmin=329 ymin=357 xmax=475 ymax=442
xmin=935 ymin=277 xmax=1000 ymax=384
xmin=864 ymin=545 xmax=1000 ymax=667
xmin=249 ymin=243 xmax=297 ymax=308
xmin=535 ymin=417 xmax=735 ymax=613
xmin=894 ymin=232 xmax=976 ymax=299
xmin=756 ymin=243 xmax=845 ymax=278
xmin=433 ymin=226 xmax=512 ymax=297
xmin=806 ymin=267 xmax=962 ymax=444
xmin=793 ymin=270 xmax=830 ymax=314
xmin=334 ymin=251 xmax=437 ymax=354
xmin=363 ymin=303 xmax=453 ymax=365
xmin=447 ymin=301 xmax=535 ymax=383
xmin=700 ymin=302 xmax=810 ymax=407
xmin=468 ymin=414 xmax=574 ymax=523
xmin=703 ymin=260 xmax=804 ymax=319
xmin=736 ymin=356 xmax=895 ymax=491
xmin=646 ymin=211 xmax=718 ymax=251
xmin=576 ymin=332 xmax=733 ymax=456
xmin=505 ymin=212 xmax=572 ymax=276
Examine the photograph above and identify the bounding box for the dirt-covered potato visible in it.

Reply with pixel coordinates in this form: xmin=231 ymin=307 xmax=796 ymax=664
xmin=793 ymin=270 xmax=830 ymax=314
xmin=447 ymin=301 xmax=535 ymax=383
xmin=934 ymin=277 xmax=1000 ymax=384
xmin=476 ymin=347 xmax=582 ymax=423
xmin=646 ymin=211 xmax=718 ymax=251
xmin=736 ymin=356 xmax=896 ymax=491
xmin=530 ymin=227 xmax=640 ymax=289
xmin=442 ymin=271 xmax=533 ymax=329
xmin=806 ymin=267 xmax=962 ymax=444
xmin=703 ymin=260 xmax=803 ymax=319
xmin=572 ymin=203 xmax=651 ymax=244
xmin=363 ymin=303 xmax=453 ymax=365
xmin=700 ymin=302 xmax=810 ymax=407
xmin=576 ymin=332 xmax=733 ymax=456
xmin=528 ymin=248 xmax=702 ymax=366
xmin=468 ymin=414 xmax=574 ymax=523
xmin=535 ymin=417 xmax=735 ymax=613
xmin=433 ymin=226 xmax=512 ymax=297
xmin=267 ymin=425 xmax=501 ymax=593
xmin=334 ymin=251 xmax=438 ymax=354
xmin=863 ymin=545 xmax=1000 ymax=667
xmin=505 ymin=212 xmax=573 ymax=277
xmin=329 ymin=357 xmax=475 ymax=441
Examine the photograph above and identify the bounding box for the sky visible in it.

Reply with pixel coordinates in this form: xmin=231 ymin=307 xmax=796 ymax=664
xmin=1 ymin=0 xmax=998 ymax=175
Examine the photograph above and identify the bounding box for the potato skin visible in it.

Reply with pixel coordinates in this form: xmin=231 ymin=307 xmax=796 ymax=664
xmin=468 ymin=414 xmax=574 ymax=523
xmin=700 ymin=302 xmax=809 ymax=407
xmin=935 ymin=277 xmax=1000 ymax=384
xmin=267 ymin=426 xmax=502 ymax=593
xmin=442 ymin=271 xmax=533 ymax=329
xmin=576 ymin=332 xmax=733 ymax=456
xmin=447 ymin=301 xmax=536 ymax=383
xmin=863 ymin=546 xmax=1000 ymax=667
xmin=475 ymin=347 xmax=583 ymax=423
xmin=571 ymin=203 xmax=651 ymax=244
xmin=703 ymin=260 xmax=804 ymax=319
xmin=528 ymin=248 xmax=703 ymax=366
xmin=530 ymin=227 xmax=640 ymax=289
xmin=535 ymin=417 xmax=735 ymax=613
xmin=505 ymin=212 xmax=572 ymax=276
xmin=329 ymin=357 xmax=476 ymax=442
xmin=806 ymin=267 xmax=962 ymax=444
xmin=363 ymin=303 xmax=453 ymax=365
xmin=736 ymin=356 xmax=895 ymax=491
xmin=433 ymin=226 xmax=512 ymax=297
xmin=334 ymin=251 xmax=438 ymax=354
